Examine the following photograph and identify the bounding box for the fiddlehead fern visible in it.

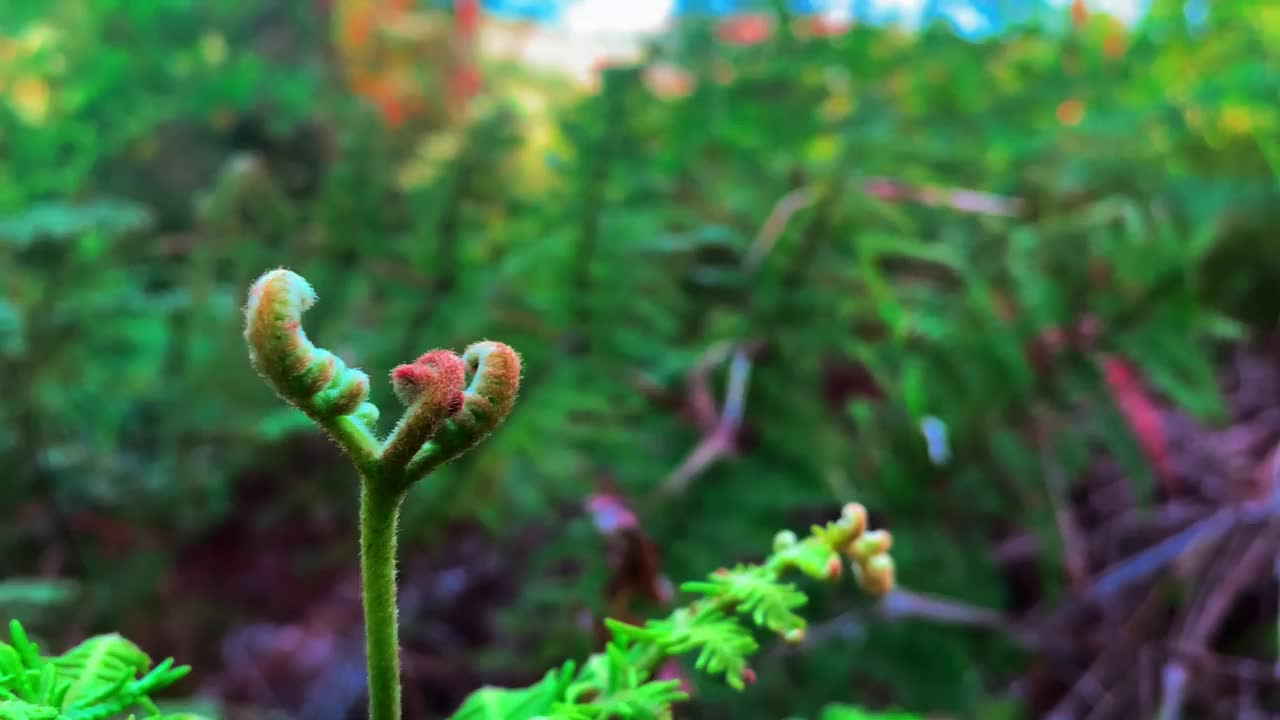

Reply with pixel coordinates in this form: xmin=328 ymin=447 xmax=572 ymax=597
xmin=244 ymin=268 xmax=381 ymax=473
xmin=243 ymin=268 xmax=521 ymax=720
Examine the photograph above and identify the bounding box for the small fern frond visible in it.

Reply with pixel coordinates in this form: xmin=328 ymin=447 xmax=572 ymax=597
xmin=553 ymin=642 xmax=686 ymax=720
xmin=0 ymin=698 xmax=60 ymax=720
xmin=548 ymin=677 xmax=684 ymax=720
xmin=451 ymin=502 xmax=897 ymax=719
xmin=8 ymin=623 xmax=42 ymax=673
xmin=54 ymin=633 xmax=150 ymax=709
xmin=447 ymin=662 xmax=577 ymax=720
xmin=609 ymin=609 xmax=757 ymax=689
xmin=0 ymin=621 xmax=199 ymax=720
xmin=682 ymin=565 xmax=808 ymax=634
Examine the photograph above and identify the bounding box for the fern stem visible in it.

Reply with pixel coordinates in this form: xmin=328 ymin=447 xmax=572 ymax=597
xmin=323 ymin=414 xmax=383 ymax=477
xmin=360 ymin=480 xmax=404 ymax=720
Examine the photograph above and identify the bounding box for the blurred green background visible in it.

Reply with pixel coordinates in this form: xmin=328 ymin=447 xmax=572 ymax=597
xmin=3 ymin=1 xmax=1280 ymax=718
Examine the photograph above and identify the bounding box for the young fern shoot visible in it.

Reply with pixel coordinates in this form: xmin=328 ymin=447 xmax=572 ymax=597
xmin=243 ymin=268 xmax=521 ymax=720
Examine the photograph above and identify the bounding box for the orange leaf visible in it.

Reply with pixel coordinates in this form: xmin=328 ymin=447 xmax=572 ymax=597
xmin=716 ymin=14 xmax=772 ymax=46
xmin=341 ymin=7 xmax=376 ymax=48
xmin=1103 ymin=29 xmax=1127 ymax=58
xmin=1070 ymin=0 xmax=1088 ymax=29
xmin=1056 ymin=98 xmax=1085 ymax=126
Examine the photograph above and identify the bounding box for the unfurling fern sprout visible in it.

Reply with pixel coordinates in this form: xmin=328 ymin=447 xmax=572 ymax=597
xmin=243 ymin=268 xmax=522 ymax=720
xmin=243 ymin=268 xmax=896 ymax=720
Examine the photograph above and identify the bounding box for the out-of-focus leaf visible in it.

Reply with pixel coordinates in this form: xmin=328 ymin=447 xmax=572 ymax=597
xmin=0 ymin=580 xmax=78 ymax=613
xmin=0 ymin=199 xmax=152 ymax=247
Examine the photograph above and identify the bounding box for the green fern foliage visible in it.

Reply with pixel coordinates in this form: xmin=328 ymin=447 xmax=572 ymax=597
xmin=450 ymin=503 xmax=895 ymax=719
xmin=609 ymin=608 xmax=758 ymax=689
xmin=0 ymin=621 xmax=197 ymax=720
xmin=681 ymin=566 xmax=808 ymax=635
xmin=817 ymin=705 xmax=922 ymax=720
xmin=448 ymin=663 xmax=578 ymax=720
xmin=555 ymin=643 xmax=686 ymax=720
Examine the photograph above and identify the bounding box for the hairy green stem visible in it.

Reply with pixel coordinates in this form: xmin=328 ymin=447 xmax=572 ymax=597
xmin=360 ymin=480 xmax=405 ymax=720
xmin=322 ymin=415 xmax=382 ymax=477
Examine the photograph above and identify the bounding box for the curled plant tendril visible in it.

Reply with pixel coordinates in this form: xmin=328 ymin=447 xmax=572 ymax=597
xmin=245 ymin=268 xmax=374 ymax=419
xmin=243 ymin=268 xmax=522 ymax=486
xmin=244 ymin=268 xmax=522 ymax=720
xmin=403 ymin=340 xmax=523 ymax=482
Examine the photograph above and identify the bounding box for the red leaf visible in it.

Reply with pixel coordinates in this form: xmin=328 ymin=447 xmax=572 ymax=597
xmin=1100 ymin=355 xmax=1176 ymax=495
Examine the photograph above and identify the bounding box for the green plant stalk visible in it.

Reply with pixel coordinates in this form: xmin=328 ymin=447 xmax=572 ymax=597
xmin=359 ymin=479 xmax=404 ymax=720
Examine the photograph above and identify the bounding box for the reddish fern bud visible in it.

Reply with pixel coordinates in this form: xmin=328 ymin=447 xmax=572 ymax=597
xmin=244 ymin=268 xmax=371 ymax=419
xmin=824 ymin=555 xmax=843 ymax=579
xmin=850 ymin=529 xmax=892 ymax=561
xmin=391 ymin=350 xmax=467 ymax=408
xmin=406 ymin=341 xmax=522 ymax=478
xmin=382 ymin=350 xmax=468 ymax=470
xmin=840 ymin=502 xmax=867 ymax=540
xmin=855 ymin=554 xmax=895 ymax=597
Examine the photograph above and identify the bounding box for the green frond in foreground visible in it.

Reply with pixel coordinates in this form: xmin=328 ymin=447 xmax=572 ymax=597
xmin=0 ymin=620 xmax=200 ymax=720
xmin=449 ymin=503 xmax=896 ymax=720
